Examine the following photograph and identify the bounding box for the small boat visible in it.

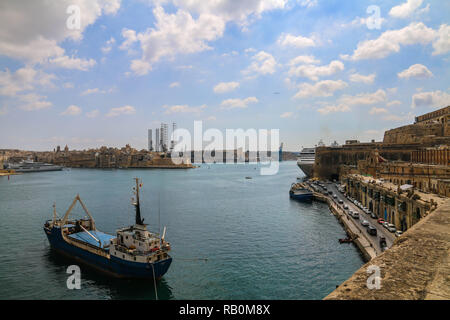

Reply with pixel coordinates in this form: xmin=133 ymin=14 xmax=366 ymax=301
xmin=289 ymin=188 xmax=313 ymax=202
xmin=338 ymin=237 xmax=353 ymax=244
xmin=245 ymin=176 xmax=252 ymax=179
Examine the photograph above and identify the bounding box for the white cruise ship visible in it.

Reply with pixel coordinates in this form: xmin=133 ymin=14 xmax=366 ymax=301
xmin=296 ymin=140 xmax=323 ymax=177
xmin=296 ymin=147 xmax=315 ymax=177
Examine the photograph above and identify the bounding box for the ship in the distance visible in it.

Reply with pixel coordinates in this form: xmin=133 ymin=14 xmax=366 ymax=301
xmin=43 ymin=178 xmax=172 ymax=279
xmin=296 ymin=140 xmax=324 ymax=177
xmin=5 ymin=160 xmax=63 ymax=172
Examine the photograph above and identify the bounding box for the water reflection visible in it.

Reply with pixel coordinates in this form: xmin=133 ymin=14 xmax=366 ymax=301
xmin=45 ymin=249 xmax=174 ymax=300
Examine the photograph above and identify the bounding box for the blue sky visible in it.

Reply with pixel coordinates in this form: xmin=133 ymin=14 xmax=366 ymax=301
xmin=0 ymin=0 xmax=449 ymax=151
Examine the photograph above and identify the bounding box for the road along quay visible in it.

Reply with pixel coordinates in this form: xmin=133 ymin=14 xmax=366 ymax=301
xmin=292 ymin=180 xmax=397 ymax=262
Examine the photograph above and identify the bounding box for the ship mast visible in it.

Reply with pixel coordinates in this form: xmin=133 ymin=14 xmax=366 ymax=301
xmin=133 ymin=178 xmax=144 ymax=225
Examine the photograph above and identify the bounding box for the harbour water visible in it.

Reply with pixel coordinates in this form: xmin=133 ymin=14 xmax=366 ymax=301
xmin=0 ymin=161 xmax=364 ymax=300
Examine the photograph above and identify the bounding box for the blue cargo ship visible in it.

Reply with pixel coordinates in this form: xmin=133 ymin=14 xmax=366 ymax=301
xmin=44 ymin=178 xmax=172 ymax=279
xmin=289 ymin=183 xmax=313 ymax=202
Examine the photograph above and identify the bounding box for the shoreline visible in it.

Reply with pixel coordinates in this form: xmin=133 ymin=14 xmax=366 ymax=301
xmin=313 ymin=192 xmax=377 ymax=262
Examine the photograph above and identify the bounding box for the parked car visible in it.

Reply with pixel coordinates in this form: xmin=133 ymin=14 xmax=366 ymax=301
xmin=382 ymin=221 xmax=390 ymax=229
xmin=367 ymin=226 xmax=377 ymax=236
xmin=387 ymin=223 xmax=396 ymax=233
xmin=352 ymin=212 xmax=359 ymax=219
xmin=338 ymin=199 xmax=343 ymax=204
xmin=333 ymin=194 xmax=337 ymax=199
xmin=370 ymin=212 xmax=377 ymax=219
xmin=379 ymin=236 xmax=387 ymax=248
xmin=377 ymin=218 xmax=385 ymax=224
xmin=395 ymin=230 xmax=403 ymax=237
xmin=343 ymin=204 xmax=348 ymax=210
xmin=360 ymin=220 xmax=369 ymax=227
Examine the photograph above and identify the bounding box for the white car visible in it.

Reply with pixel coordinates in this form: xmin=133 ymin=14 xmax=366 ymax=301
xmin=360 ymin=220 xmax=369 ymax=227
xmin=395 ymin=230 xmax=403 ymax=237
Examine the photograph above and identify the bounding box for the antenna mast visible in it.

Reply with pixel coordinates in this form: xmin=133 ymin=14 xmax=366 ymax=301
xmin=133 ymin=178 xmax=144 ymax=225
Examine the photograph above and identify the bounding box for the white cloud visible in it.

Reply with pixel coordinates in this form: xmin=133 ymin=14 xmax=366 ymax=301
xmin=294 ymin=80 xmax=348 ymax=99
xmin=0 ymin=67 xmax=56 ymax=97
xmin=119 ymin=29 xmax=137 ymax=51
xmin=61 ymin=105 xmax=82 ymax=116
xmin=349 ymin=73 xmax=376 ymax=84
xmin=412 ymin=90 xmax=450 ymax=108
xmin=398 ymin=64 xmax=433 ymax=79
xmin=121 ymin=6 xmax=225 ymax=75
xmin=101 ymin=37 xmax=116 ymax=54
xmin=242 ymin=51 xmax=277 ymax=77
xmin=288 ymin=60 xmax=344 ymax=81
xmin=49 ymin=55 xmax=96 ymax=71
xmin=158 ymin=0 xmax=288 ymax=28
xmin=163 ymin=104 xmax=206 ymax=114
xmin=369 ymin=107 xmax=388 ymax=115
xmin=299 ymin=0 xmax=318 ymax=8
xmin=221 ymin=97 xmax=258 ymax=109
xmin=343 ymin=22 xmax=436 ymax=60
xmin=383 ymin=112 xmax=415 ymax=122
xmin=169 ymin=82 xmax=180 ymax=88
xmin=213 ymin=81 xmax=240 ymax=93
xmin=387 ymin=100 xmax=402 ymax=107
xmin=0 ymin=1 xmax=119 ymax=68
xmin=389 ymin=0 xmax=424 ymax=19
xmin=338 ymin=89 xmax=387 ymax=106
xmin=106 ymin=105 xmax=136 ymax=117
xmin=433 ymin=24 xmax=450 ymax=55
xmin=288 ymin=55 xmax=320 ymax=66
xmin=81 ymin=88 xmax=100 ymax=95
xmin=278 ymin=33 xmax=315 ymax=48
xmin=17 ymin=93 xmax=52 ymax=111
xmin=130 ymin=59 xmax=152 ymax=76
xmin=340 ymin=16 xmax=386 ymax=29
xmin=280 ymin=112 xmax=293 ymax=118
xmin=317 ymin=104 xmax=351 ymax=115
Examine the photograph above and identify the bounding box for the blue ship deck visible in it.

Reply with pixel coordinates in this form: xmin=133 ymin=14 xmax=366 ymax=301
xmin=68 ymin=231 xmax=115 ymax=248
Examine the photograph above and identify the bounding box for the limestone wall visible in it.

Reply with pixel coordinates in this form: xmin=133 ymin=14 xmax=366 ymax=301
xmin=383 ymin=122 xmax=446 ymax=144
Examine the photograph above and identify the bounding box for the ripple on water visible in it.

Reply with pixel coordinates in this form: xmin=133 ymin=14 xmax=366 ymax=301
xmin=0 ymin=162 xmax=363 ymax=299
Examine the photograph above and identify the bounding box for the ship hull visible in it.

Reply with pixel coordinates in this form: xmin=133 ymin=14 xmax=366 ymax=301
xmin=297 ymin=161 xmax=313 ymax=177
xmin=14 ymin=167 xmax=63 ymax=173
xmin=44 ymin=227 xmax=171 ymax=279
xmin=289 ymin=191 xmax=313 ymax=202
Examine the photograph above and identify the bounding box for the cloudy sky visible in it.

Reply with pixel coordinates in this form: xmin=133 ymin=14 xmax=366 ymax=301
xmin=0 ymin=0 xmax=449 ymax=151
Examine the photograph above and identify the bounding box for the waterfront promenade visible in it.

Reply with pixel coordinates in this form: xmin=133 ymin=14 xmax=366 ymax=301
xmin=325 ymin=199 xmax=450 ymax=299
xmin=302 ymin=180 xmax=395 ymax=261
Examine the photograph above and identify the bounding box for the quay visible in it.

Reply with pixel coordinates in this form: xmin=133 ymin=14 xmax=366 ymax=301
xmin=297 ymin=106 xmax=450 ymax=300
xmin=0 ymin=169 xmax=19 ymax=177
xmin=295 ymin=181 xmax=380 ymax=262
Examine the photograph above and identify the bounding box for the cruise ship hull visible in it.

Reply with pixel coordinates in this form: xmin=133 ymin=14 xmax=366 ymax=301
xmin=297 ymin=161 xmax=314 ymax=177
xmin=44 ymin=226 xmax=172 ymax=279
